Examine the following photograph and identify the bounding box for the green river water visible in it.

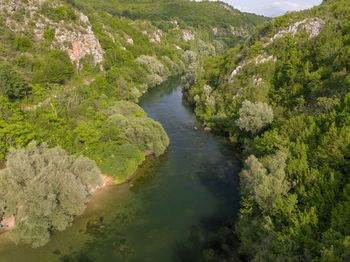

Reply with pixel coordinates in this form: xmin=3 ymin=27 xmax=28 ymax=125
xmin=0 ymin=78 xmax=241 ymax=262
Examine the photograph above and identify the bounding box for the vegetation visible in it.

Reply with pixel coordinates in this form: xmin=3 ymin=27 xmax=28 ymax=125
xmin=186 ymin=0 xmax=350 ymax=260
xmin=0 ymin=63 xmax=29 ymax=100
xmin=236 ymin=100 xmax=274 ymax=134
xmin=0 ymin=141 xmax=102 ymax=247
xmin=0 ymin=0 xmax=265 ymax=251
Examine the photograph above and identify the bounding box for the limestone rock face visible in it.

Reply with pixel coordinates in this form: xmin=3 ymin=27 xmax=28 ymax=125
xmin=2 ymin=0 xmax=104 ymax=68
xmin=271 ymin=18 xmax=325 ymax=41
xmin=54 ymin=24 xmax=104 ymax=66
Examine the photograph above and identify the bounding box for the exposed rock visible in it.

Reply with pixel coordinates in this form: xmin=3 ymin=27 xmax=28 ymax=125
xmin=229 ymin=65 xmax=243 ymax=82
xmin=212 ymin=27 xmax=218 ymax=35
xmin=268 ymin=18 xmax=325 ymax=45
xmin=233 ymin=89 xmax=242 ymax=99
xmin=0 ymin=214 xmax=15 ymax=230
xmin=144 ymin=150 xmax=155 ymax=157
xmin=170 ymin=20 xmax=180 ymax=29
xmin=182 ymin=30 xmax=195 ymax=41
xmin=218 ymin=3 xmax=239 ymax=15
xmin=204 ymin=127 xmax=212 ymax=132
xmin=2 ymin=0 xmax=104 ymax=68
xmin=54 ymin=24 xmax=104 ymax=67
xmin=174 ymin=45 xmax=182 ymax=50
xmin=126 ymin=38 xmax=134 ymax=45
xmin=255 ymin=54 xmax=275 ymax=65
xmin=253 ymin=76 xmax=263 ymax=86
xmin=150 ymin=29 xmax=162 ymax=43
xmin=79 ymin=13 xmax=89 ymax=23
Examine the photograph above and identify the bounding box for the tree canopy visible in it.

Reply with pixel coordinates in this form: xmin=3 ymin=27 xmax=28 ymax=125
xmin=0 ymin=141 xmax=102 ymax=248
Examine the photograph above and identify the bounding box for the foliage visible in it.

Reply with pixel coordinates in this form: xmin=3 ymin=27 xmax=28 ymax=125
xmin=0 ymin=63 xmax=29 ymax=100
xmin=0 ymin=0 xmax=267 ymax=249
xmin=32 ymin=50 xmax=74 ymax=85
xmin=186 ymin=0 xmax=350 ymax=260
xmin=113 ymin=115 xmax=170 ymax=156
xmin=103 ymin=100 xmax=145 ymax=117
xmin=0 ymin=141 xmax=102 ymax=248
xmin=236 ymin=100 xmax=274 ymax=134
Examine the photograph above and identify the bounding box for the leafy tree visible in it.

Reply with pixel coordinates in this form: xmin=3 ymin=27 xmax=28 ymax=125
xmin=32 ymin=50 xmax=74 ymax=85
xmin=240 ymin=152 xmax=289 ymax=212
xmin=236 ymin=100 xmax=274 ymax=134
xmin=107 ymin=114 xmax=169 ymax=156
xmin=0 ymin=141 xmax=102 ymax=247
xmin=0 ymin=63 xmax=29 ymax=100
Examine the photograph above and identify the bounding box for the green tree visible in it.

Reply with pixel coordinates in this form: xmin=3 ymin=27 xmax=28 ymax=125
xmin=0 ymin=141 xmax=102 ymax=247
xmin=236 ymin=100 xmax=274 ymax=134
xmin=240 ymin=152 xmax=289 ymax=212
xmin=0 ymin=63 xmax=29 ymax=100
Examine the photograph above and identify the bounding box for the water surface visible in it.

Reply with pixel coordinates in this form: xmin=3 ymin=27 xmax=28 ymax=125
xmin=0 ymin=78 xmax=241 ymax=262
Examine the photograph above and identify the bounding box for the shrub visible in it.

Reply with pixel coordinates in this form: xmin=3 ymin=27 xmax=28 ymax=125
xmin=13 ymin=35 xmax=32 ymax=51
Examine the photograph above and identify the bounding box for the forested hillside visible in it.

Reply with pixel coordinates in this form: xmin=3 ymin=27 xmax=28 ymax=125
xmin=0 ymin=0 xmax=265 ymax=178
xmin=0 ymin=0 xmax=266 ymax=247
xmin=185 ymin=0 xmax=350 ymax=260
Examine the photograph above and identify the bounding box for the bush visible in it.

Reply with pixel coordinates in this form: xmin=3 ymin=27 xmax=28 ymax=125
xmin=13 ymin=35 xmax=32 ymax=51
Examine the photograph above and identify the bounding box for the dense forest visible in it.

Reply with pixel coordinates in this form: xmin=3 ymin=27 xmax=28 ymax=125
xmin=185 ymin=0 xmax=350 ymax=260
xmin=0 ymin=0 xmax=266 ymax=248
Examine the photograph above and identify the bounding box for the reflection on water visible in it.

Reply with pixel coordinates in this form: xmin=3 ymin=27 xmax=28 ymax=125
xmin=0 ymin=78 xmax=241 ymax=262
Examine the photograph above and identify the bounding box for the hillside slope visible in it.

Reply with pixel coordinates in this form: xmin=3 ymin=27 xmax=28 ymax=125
xmin=0 ymin=0 xmax=266 ymax=176
xmin=186 ymin=0 xmax=350 ymax=260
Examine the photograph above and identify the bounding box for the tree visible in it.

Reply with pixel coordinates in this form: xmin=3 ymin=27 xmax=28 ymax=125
xmin=0 ymin=63 xmax=29 ymax=100
xmin=0 ymin=141 xmax=102 ymax=247
xmin=32 ymin=50 xmax=74 ymax=85
xmin=240 ymin=152 xmax=289 ymax=212
xmin=236 ymin=100 xmax=274 ymax=134
xmin=107 ymin=114 xmax=169 ymax=156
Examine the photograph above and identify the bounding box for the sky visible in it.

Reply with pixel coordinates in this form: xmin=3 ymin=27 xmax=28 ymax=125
xmin=218 ymin=0 xmax=323 ymax=17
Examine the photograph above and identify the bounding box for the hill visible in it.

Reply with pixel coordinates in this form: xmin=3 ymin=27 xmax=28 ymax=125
xmin=185 ymin=0 xmax=350 ymax=260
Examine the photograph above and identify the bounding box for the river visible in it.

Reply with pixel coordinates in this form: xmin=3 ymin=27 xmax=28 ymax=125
xmin=0 ymin=77 xmax=241 ymax=262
